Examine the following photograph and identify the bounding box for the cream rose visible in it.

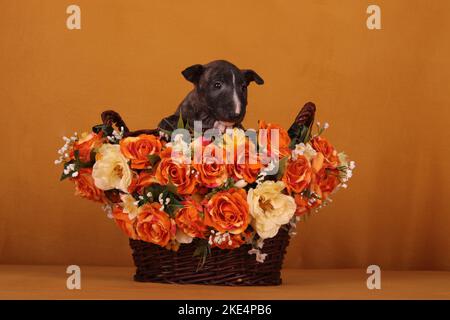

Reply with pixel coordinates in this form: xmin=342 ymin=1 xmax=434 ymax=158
xmin=247 ymin=181 xmax=296 ymax=239
xmin=92 ymin=144 xmax=132 ymax=193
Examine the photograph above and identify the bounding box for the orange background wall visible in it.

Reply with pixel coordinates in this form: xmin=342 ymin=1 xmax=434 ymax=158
xmin=0 ymin=0 xmax=449 ymax=270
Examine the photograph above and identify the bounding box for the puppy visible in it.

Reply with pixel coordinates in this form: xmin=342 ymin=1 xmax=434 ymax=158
xmin=158 ymin=60 xmax=264 ymax=132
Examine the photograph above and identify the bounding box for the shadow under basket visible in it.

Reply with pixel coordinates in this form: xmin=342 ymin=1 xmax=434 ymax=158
xmin=129 ymin=228 xmax=291 ymax=286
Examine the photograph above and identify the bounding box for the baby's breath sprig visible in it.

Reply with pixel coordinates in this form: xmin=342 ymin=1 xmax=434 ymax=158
xmin=336 ymin=160 xmax=355 ymax=189
xmin=315 ymin=121 xmax=329 ymax=136
xmin=59 ymin=149 xmax=94 ymax=181
xmin=208 ymin=230 xmax=235 ymax=247
xmin=63 ymin=163 xmax=78 ymax=178
xmin=54 ymin=132 xmax=78 ymax=165
xmin=158 ymin=130 xmax=170 ymax=141
xmin=107 ymin=126 xmax=125 ymax=144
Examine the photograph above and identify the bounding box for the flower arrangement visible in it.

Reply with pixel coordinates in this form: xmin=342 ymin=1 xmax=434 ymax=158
xmin=56 ymin=107 xmax=354 ymax=265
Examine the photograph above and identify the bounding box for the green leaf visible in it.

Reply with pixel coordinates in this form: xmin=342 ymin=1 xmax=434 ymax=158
xmin=103 ymin=125 xmax=114 ymax=137
xmin=177 ymin=113 xmax=184 ymax=129
xmin=73 ymin=149 xmax=80 ymax=162
xmin=168 ymin=194 xmax=182 ymax=207
xmin=72 ymin=149 xmax=94 ymax=169
xmin=276 ymin=156 xmax=289 ymax=179
xmin=165 ymin=203 xmax=183 ymax=218
xmin=166 ymin=177 xmax=179 ymax=195
xmin=60 ymin=172 xmax=71 ymax=181
xmin=302 ymin=188 xmax=311 ymax=198
xmin=148 ymin=154 xmax=161 ymax=167
xmin=77 ymin=162 xmax=92 ymax=169
xmin=185 ymin=121 xmax=191 ymax=133
xmin=144 ymin=184 xmax=164 ymax=201
xmin=304 ymin=123 xmax=313 ymax=142
xmin=164 ymin=188 xmax=185 ymax=218
xmin=92 ymin=124 xmax=103 ymax=134
xmin=289 ymin=122 xmax=314 ymax=148
xmin=92 ymin=123 xmax=114 ymax=137
xmin=193 ymin=239 xmax=211 ymax=270
xmin=299 ymin=126 xmax=308 ymax=142
xmin=59 ymin=161 xmax=74 ymax=181
xmin=143 ymin=184 xmax=184 ymax=217
xmin=89 ymin=149 xmax=97 ymax=163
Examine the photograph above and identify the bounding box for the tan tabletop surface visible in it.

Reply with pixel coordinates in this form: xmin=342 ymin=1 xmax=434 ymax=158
xmin=0 ymin=265 xmax=448 ymax=300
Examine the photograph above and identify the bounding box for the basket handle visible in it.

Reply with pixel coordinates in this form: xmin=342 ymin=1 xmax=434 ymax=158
xmin=101 ymin=102 xmax=315 ymax=141
xmin=100 ymin=110 xmax=161 ymax=138
xmin=101 ymin=110 xmax=130 ymax=133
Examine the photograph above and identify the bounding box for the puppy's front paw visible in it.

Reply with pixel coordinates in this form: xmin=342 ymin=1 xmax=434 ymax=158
xmin=213 ymin=121 xmax=226 ymax=133
xmin=213 ymin=121 xmax=234 ymax=133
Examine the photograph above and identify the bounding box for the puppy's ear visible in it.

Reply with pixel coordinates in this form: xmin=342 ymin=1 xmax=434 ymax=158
xmin=242 ymin=69 xmax=264 ymax=85
xmin=182 ymin=64 xmax=204 ymax=84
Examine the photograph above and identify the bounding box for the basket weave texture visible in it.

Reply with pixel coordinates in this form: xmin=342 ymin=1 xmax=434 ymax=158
xmin=99 ymin=106 xmax=317 ymax=286
xmin=129 ymin=228 xmax=290 ymax=286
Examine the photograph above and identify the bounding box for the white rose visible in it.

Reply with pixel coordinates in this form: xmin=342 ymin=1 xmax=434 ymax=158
xmin=92 ymin=144 xmax=132 ymax=193
xmin=247 ymin=181 xmax=296 ymax=239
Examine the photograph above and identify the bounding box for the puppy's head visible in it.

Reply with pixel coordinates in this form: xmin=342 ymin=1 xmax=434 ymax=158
xmin=181 ymin=60 xmax=264 ymax=125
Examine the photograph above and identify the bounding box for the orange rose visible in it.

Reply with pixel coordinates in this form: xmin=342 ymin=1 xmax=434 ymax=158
xmin=193 ymin=146 xmax=228 ymax=188
xmin=227 ymin=162 xmax=261 ymax=184
xmin=283 ymin=155 xmax=312 ymax=194
xmin=120 ymin=134 xmax=162 ymax=169
xmin=155 ymin=148 xmax=197 ymax=195
xmin=72 ymin=168 xmax=105 ymax=203
xmin=136 ymin=203 xmax=175 ymax=246
xmin=204 ymin=188 xmax=250 ymax=234
xmin=311 ymin=152 xmax=325 ymax=173
xmin=316 ymin=165 xmax=340 ymax=198
xmin=295 ymin=164 xmax=339 ymax=215
xmin=258 ymin=120 xmax=291 ymax=157
xmin=128 ymin=171 xmax=156 ymax=194
xmin=175 ymin=199 xmax=207 ymax=238
xmin=112 ymin=205 xmax=138 ymax=239
xmin=310 ymin=136 xmax=338 ymax=165
xmin=227 ymin=143 xmax=262 ymax=184
xmin=294 ymin=194 xmax=309 ymax=216
xmin=71 ymin=132 xmax=103 ymax=162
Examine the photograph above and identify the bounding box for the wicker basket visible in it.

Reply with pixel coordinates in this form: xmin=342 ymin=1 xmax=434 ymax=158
xmin=99 ymin=105 xmax=316 ymax=286
xmin=129 ymin=228 xmax=291 ymax=286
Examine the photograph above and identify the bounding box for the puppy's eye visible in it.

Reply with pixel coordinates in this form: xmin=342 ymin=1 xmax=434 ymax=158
xmin=213 ymin=82 xmax=222 ymax=89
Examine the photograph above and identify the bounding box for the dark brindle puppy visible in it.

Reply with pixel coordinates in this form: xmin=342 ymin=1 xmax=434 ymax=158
xmin=158 ymin=60 xmax=264 ymax=132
